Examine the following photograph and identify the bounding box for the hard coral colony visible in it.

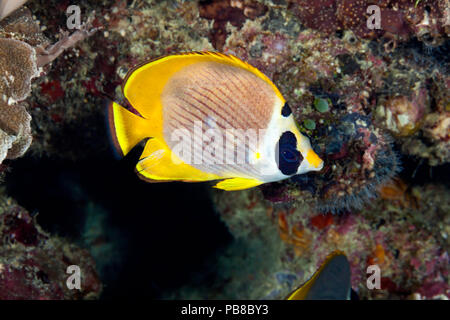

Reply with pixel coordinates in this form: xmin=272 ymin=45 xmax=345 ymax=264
xmin=0 ymin=6 xmax=96 ymax=165
xmin=0 ymin=0 xmax=448 ymax=301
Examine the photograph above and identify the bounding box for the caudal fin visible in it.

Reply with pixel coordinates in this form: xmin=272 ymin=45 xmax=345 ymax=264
xmin=107 ymin=101 xmax=151 ymax=157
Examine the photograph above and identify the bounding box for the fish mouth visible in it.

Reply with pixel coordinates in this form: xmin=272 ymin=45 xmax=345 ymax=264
xmin=305 ymin=149 xmax=324 ymax=171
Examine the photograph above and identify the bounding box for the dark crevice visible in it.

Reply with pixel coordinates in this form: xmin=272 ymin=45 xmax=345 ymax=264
xmin=5 ymin=149 xmax=232 ymax=299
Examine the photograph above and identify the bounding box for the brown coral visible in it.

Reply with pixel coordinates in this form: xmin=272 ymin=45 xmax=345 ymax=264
xmin=0 ymin=14 xmax=39 ymax=165
xmin=0 ymin=33 xmax=36 ymax=164
xmin=0 ymin=101 xmax=32 ymax=162
xmin=0 ymin=37 xmax=38 ymax=103
xmin=379 ymin=178 xmax=419 ymax=209
xmin=0 ymin=7 xmax=49 ymax=47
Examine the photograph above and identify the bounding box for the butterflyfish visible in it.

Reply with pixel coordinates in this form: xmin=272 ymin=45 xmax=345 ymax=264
xmin=107 ymin=51 xmax=323 ymax=191
xmin=286 ymin=251 xmax=352 ymax=300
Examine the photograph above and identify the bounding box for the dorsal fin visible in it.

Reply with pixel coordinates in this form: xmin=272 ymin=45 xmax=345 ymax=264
xmin=122 ymin=51 xmax=285 ymax=124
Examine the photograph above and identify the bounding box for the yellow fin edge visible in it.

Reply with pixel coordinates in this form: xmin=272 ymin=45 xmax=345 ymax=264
xmin=213 ymin=177 xmax=263 ymax=191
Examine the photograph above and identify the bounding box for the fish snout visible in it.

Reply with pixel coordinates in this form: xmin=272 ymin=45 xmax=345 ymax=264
xmin=304 ymin=149 xmax=324 ymax=171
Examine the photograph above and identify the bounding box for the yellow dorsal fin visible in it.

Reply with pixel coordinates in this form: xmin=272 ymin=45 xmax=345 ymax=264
xmin=213 ymin=177 xmax=263 ymax=191
xmin=122 ymin=51 xmax=285 ymax=125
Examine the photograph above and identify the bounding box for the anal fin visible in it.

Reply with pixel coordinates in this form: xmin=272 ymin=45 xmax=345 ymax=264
xmin=213 ymin=177 xmax=263 ymax=191
xmin=136 ymin=138 xmax=221 ymax=182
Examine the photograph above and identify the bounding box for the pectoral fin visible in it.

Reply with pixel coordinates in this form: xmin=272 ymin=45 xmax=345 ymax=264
xmin=213 ymin=177 xmax=263 ymax=191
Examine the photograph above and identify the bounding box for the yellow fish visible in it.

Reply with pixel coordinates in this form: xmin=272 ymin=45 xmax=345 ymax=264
xmin=287 ymin=251 xmax=352 ymax=300
xmin=107 ymin=52 xmax=323 ymax=191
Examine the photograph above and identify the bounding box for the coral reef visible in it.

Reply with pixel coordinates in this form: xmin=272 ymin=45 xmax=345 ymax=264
xmin=215 ymin=1 xmax=448 ymax=210
xmin=171 ymin=182 xmax=449 ymax=300
xmin=199 ymin=0 xmax=268 ymax=50
xmin=0 ymin=192 xmax=102 ymax=299
xmin=0 ymin=36 xmax=37 ymax=164
xmin=263 ymin=112 xmax=401 ymax=212
xmin=0 ymin=6 xmax=97 ymax=165
xmin=139 ymin=0 xmax=446 ymax=299
xmin=0 ymin=4 xmax=102 ymax=299
xmin=289 ymin=0 xmax=449 ymax=46
xmin=0 ymin=0 xmax=447 ymax=300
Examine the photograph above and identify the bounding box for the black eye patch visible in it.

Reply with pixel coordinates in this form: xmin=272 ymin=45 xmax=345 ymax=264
xmin=281 ymin=103 xmax=292 ymax=117
xmin=276 ymin=131 xmax=302 ymax=176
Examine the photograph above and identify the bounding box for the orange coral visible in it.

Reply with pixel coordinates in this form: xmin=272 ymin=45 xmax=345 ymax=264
xmin=367 ymin=244 xmax=386 ymax=265
xmin=276 ymin=210 xmax=311 ymax=256
xmin=326 ymin=229 xmax=341 ymax=246
xmin=310 ymin=213 xmax=334 ymax=230
xmin=277 ymin=210 xmax=289 ymax=241
xmin=379 ymin=178 xmax=418 ymax=208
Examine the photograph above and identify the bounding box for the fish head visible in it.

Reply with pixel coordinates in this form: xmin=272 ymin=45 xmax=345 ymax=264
xmin=256 ymin=101 xmax=323 ymax=183
xmin=276 ymin=123 xmax=324 ymax=176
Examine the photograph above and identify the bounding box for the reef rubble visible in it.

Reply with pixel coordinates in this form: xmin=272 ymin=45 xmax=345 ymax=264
xmin=0 ymin=192 xmax=102 ymax=299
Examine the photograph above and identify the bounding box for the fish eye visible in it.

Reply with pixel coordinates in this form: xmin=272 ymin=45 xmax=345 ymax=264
xmin=281 ymin=147 xmax=298 ymax=163
xmin=275 ymin=131 xmax=302 ymax=175
xmin=281 ymin=103 xmax=292 ymax=117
